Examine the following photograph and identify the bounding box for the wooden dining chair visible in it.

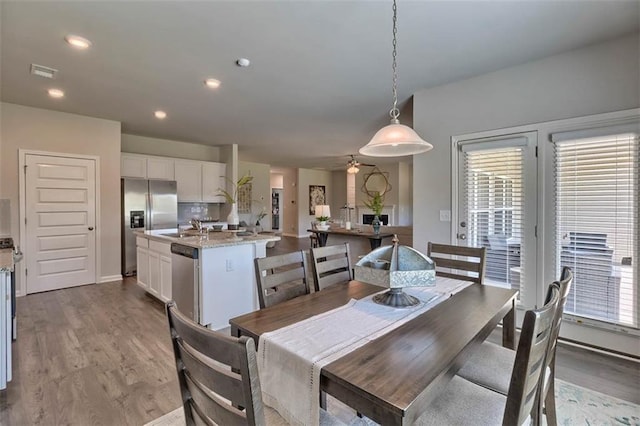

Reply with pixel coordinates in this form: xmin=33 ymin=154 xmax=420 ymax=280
xmin=309 ymin=221 xmax=319 ymax=248
xmin=165 ymin=300 xmax=265 ymax=425
xmin=456 ymin=267 xmax=574 ymax=426
xmin=427 ymin=242 xmax=487 ymax=283
xmin=254 ymin=251 xmax=310 ymax=309
xmin=416 ymin=284 xmax=559 ymax=426
xmin=310 ymin=243 xmax=353 ymax=292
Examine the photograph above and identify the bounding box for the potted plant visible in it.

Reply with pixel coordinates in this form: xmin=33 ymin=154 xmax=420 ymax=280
xmin=218 ymin=174 xmax=253 ymax=229
xmin=364 ymin=192 xmax=384 ymax=234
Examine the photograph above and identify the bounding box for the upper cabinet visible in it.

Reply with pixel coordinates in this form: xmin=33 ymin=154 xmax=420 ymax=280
xmin=174 ymin=159 xmax=203 ymax=202
xmin=121 ymin=153 xmax=174 ymax=180
xmin=122 ymin=153 xmax=227 ymax=203
xmin=202 ymin=162 xmax=226 ymax=203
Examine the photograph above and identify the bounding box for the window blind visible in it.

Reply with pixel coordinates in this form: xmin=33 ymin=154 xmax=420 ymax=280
xmin=463 ymin=147 xmax=525 ymax=301
xmin=554 ymin=132 xmax=639 ymax=328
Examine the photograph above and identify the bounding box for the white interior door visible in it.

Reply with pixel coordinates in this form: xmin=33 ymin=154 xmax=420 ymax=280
xmin=25 ymin=154 xmax=96 ymax=293
xmin=455 ymin=132 xmax=538 ymax=308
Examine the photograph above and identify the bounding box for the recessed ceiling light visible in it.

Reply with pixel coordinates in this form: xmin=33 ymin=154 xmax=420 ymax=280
xmin=65 ymin=35 xmax=92 ymax=50
xmin=48 ymin=88 xmax=65 ymax=98
xmin=236 ymin=58 xmax=250 ymax=67
xmin=204 ymin=78 xmax=221 ymax=89
xmin=154 ymin=110 xmax=167 ymax=119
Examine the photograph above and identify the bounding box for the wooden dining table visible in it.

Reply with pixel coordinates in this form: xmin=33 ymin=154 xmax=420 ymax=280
xmin=229 ymin=280 xmax=518 ymax=426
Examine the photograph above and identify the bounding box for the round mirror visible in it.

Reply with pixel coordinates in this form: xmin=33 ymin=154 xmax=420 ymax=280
xmin=363 ymin=168 xmax=392 ymax=197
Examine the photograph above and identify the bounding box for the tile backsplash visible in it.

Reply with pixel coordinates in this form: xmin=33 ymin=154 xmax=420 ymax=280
xmin=178 ymin=202 xmax=221 ymax=224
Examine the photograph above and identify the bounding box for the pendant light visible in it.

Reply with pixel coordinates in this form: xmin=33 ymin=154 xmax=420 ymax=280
xmin=359 ymin=0 xmax=433 ymax=157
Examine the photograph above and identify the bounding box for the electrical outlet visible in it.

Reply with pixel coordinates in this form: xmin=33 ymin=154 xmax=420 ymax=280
xmin=225 ymin=259 xmax=233 ymax=272
xmin=439 ymin=210 xmax=451 ymax=222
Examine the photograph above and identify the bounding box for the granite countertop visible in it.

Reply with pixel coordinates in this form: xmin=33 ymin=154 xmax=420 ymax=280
xmin=135 ymin=229 xmax=280 ymax=249
xmin=0 ymin=248 xmax=13 ymax=272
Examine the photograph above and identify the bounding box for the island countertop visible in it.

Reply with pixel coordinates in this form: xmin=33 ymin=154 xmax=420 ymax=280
xmin=134 ymin=229 xmax=280 ymax=249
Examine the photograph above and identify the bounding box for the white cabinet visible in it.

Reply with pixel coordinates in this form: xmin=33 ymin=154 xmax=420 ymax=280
xmin=137 ymin=238 xmax=172 ymax=302
xmin=148 ymin=250 xmax=160 ymax=297
xmin=174 ymin=160 xmax=203 ymax=202
xmin=202 ymin=162 xmax=227 ymax=203
xmin=176 ymin=160 xmax=227 ymax=203
xmin=122 ymin=154 xmax=147 ymax=178
xmin=147 ymin=157 xmax=174 ymax=180
xmin=136 ymin=246 xmax=149 ymax=290
xmin=121 ymin=153 xmax=174 ymax=180
xmin=160 ymin=255 xmax=172 ymax=301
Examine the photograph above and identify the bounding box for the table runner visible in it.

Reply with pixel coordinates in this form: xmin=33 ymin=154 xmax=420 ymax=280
xmin=257 ymin=278 xmax=471 ymax=426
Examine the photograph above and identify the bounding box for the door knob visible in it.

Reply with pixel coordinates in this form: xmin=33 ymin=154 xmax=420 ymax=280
xmin=88 ymin=227 xmax=94 ymax=231
xmin=458 ymin=233 xmax=466 ymax=240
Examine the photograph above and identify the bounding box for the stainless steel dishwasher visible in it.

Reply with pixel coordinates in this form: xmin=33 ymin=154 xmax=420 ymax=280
xmin=171 ymin=243 xmax=199 ymax=323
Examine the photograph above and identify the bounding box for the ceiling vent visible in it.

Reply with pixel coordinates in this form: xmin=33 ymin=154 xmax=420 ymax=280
xmin=30 ymin=64 xmax=58 ymax=79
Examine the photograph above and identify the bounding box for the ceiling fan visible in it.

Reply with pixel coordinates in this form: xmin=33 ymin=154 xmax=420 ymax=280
xmin=346 ymin=155 xmax=375 ymax=174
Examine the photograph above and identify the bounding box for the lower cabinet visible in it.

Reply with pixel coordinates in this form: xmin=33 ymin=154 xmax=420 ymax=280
xmin=136 ymin=238 xmax=172 ymax=302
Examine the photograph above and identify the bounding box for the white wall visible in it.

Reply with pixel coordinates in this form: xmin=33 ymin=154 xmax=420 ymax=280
xmin=412 ymin=34 xmax=640 ymax=252
xmin=0 ymin=102 xmax=122 ymax=290
xmin=121 ymin=134 xmax=220 ymax=161
xmin=297 ymin=168 xmax=333 ymax=237
xmin=238 ymin=160 xmax=272 ymax=230
xmin=279 ymin=168 xmax=298 ymax=236
xmin=270 ymin=173 xmax=283 ymax=189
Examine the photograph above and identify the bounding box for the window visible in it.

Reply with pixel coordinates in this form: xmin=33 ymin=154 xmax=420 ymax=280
xmin=553 ymin=131 xmax=639 ymax=328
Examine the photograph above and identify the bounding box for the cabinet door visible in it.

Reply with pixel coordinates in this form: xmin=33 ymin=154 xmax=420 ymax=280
xmin=147 ymin=157 xmax=175 ymax=180
xmin=136 ymin=247 xmax=149 ymax=289
xmin=202 ymin=162 xmax=226 ymax=203
xmin=121 ymin=154 xmax=147 ymax=178
xmin=148 ymin=250 xmax=160 ymax=297
xmin=159 ymin=255 xmax=172 ymax=302
xmin=174 ymin=160 xmax=202 ymax=202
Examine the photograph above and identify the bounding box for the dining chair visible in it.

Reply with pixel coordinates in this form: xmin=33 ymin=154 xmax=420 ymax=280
xmin=310 ymin=243 xmax=353 ymax=292
xmin=416 ymin=284 xmax=559 ymax=426
xmin=165 ymin=300 xmax=265 ymax=425
xmin=254 ymin=251 xmax=310 ymax=309
xmin=427 ymin=242 xmax=487 ymax=283
xmin=456 ymin=267 xmax=574 ymax=426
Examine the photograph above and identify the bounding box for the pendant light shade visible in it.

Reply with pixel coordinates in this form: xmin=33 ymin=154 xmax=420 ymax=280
xmin=360 ymin=0 xmax=432 ymax=158
xmin=360 ymin=121 xmax=433 ymax=157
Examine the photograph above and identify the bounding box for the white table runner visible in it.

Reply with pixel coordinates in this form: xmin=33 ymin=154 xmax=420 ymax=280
xmin=257 ymin=278 xmax=471 ymax=426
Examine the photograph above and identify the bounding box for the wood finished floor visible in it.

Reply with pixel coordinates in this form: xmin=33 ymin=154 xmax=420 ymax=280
xmin=0 ymin=236 xmax=637 ymax=425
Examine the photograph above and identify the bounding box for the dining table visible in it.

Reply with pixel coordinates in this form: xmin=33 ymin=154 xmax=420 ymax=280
xmin=229 ymin=280 xmax=518 ymax=426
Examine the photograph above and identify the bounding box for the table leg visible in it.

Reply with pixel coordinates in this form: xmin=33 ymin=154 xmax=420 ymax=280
xmin=368 ymin=238 xmax=382 ymax=250
xmin=317 ymin=233 xmax=328 ymax=247
xmin=502 ymin=299 xmax=516 ymax=350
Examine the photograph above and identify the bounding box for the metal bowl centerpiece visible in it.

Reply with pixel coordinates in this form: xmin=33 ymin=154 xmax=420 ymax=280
xmin=354 ymin=235 xmax=436 ymax=307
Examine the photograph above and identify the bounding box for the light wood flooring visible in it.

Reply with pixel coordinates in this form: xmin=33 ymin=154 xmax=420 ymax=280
xmin=0 ymin=236 xmax=638 ymax=425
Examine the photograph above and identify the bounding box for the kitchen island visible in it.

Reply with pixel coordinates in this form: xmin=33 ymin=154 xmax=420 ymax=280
xmin=134 ymin=229 xmax=280 ymax=330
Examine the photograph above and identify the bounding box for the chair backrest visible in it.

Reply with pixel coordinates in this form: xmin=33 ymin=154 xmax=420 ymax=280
xmin=310 ymin=243 xmax=353 ymax=291
xmin=166 ymin=301 xmax=265 ymax=426
xmin=427 ymin=242 xmax=487 ymax=283
xmin=254 ymin=251 xmax=310 ymax=309
xmin=544 ymin=267 xmax=573 ymax=367
xmin=502 ymin=285 xmax=559 ymax=426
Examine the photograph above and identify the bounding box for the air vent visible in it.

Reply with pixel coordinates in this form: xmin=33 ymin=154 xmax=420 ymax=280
xmin=30 ymin=64 xmax=57 ymax=79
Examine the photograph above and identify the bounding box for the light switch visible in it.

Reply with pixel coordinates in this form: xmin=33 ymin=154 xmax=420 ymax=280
xmin=439 ymin=210 xmax=451 ymax=222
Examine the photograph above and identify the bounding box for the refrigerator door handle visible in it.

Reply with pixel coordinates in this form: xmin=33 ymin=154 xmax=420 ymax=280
xmin=147 ymin=191 xmax=152 ymax=230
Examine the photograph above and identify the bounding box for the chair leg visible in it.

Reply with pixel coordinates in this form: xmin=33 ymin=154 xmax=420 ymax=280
xmin=544 ymin=377 xmax=558 ymax=426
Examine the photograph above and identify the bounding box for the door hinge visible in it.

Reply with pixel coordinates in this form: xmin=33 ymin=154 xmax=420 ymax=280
xmin=24 ymin=165 xmax=27 ymax=173
xmin=25 ymin=268 xmax=27 ymax=276
xmin=534 ymin=225 xmax=538 ymax=238
xmin=25 ymin=217 xmax=27 ymax=225
xmin=535 ymin=146 xmax=538 ymax=157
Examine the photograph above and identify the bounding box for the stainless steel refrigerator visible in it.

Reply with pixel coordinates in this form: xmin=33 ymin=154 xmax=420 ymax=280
xmin=121 ymin=178 xmax=177 ymax=276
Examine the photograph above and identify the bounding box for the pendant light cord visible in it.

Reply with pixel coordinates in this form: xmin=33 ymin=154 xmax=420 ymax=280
xmin=390 ymin=0 xmax=400 ymax=122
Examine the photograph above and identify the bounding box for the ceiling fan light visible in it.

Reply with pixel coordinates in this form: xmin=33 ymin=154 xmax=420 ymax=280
xmin=360 ymin=122 xmax=433 ymax=157
xmin=347 ymin=164 xmax=360 ymax=174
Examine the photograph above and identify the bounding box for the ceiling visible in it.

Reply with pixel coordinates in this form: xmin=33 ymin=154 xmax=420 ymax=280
xmin=1 ymin=1 xmax=638 ymax=169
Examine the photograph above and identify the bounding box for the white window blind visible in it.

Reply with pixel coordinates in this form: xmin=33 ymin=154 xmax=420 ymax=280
xmin=463 ymin=147 xmax=525 ymax=301
xmin=554 ymin=132 xmax=639 ymax=328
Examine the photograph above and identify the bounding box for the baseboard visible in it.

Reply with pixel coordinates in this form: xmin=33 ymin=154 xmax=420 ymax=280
xmin=99 ymin=275 xmax=123 ymax=283
xmin=282 ymin=232 xmax=305 ymax=238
